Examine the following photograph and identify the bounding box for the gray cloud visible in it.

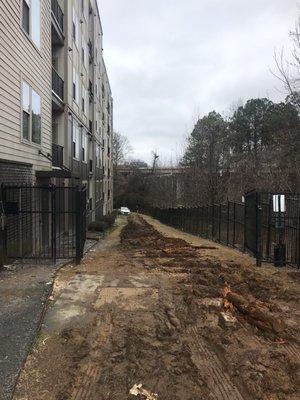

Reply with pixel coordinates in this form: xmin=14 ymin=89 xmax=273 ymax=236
xmin=98 ymin=0 xmax=298 ymax=163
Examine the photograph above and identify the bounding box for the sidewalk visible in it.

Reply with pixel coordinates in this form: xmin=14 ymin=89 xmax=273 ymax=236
xmin=0 ymin=264 xmax=58 ymax=400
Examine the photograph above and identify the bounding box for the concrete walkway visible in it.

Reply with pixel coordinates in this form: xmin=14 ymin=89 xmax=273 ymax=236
xmin=0 ymin=264 xmax=57 ymax=400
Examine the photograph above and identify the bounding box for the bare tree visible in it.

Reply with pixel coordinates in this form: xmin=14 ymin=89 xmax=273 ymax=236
xmin=272 ymin=16 xmax=300 ymax=96
xmin=112 ymin=132 xmax=133 ymax=172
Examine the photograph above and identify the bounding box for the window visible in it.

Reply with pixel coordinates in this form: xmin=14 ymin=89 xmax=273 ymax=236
xmin=82 ymin=47 xmax=85 ymax=65
xmin=22 ymin=82 xmax=30 ymax=140
xmin=83 ymin=0 xmax=89 ymax=21
xmin=96 ymin=181 xmax=100 ymax=201
xmin=82 ymin=132 xmax=88 ymax=162
xmin=31 ymin=89 xmax=41 ymax=144
xmin=73 ymin=68 xmax=79 ymax=103
xmin=82 ymin=40 xmax=88 ymax=68
xmin=81 ymin=83 xmax=85 ymax=113
xmin=22 ymin=81 xmax=41 ymax=144
xmin=85 ymin=88 xmax=89 ymax=116
xmin=22 ymin=1 xmax=30 ymax=34
xmin=72 ymin=122 xmax=80 ymax=159
xmin=22 ymin=0 xmax=41 ymax=48
xmin=72 ymin=21 xmax=76 ymax=41
xmin=72 ymin=9 xmax=79 ymax=47
xmin=96 ymin=145 xmax=101 ymax=167
xmin=31 ymin=0 xmax=41 ymax=48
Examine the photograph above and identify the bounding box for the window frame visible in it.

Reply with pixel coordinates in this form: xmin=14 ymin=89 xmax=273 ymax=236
xmin=21 ymin=80 xmax=42 ymax=147
xmin=82 ymin=131 xmax=88 ymax=163
xmin=72 ymin=8 xmax=79 ymax=48
xmin=96 ymin=145 xmax=101 ymax=168
xmin=31 ymin=88 xmax=42 ymax=144
xmin=21 ymin=0 xmax=41 ymax=50
xmin=72 ymin=121 xmax=80 ymax=160
xmin=73 ymin=68 xmax=80 ymax=104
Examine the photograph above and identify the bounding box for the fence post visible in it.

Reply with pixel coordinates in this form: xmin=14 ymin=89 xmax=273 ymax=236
xmin=51 ymin=185 xmax=57 ymax=264
xmin=218 ymin=205 xmax=221 ymax=242
xmin=243 ymin=198 xmax=246 ymax=252
xmin=266 ymin=196 xmax=272 ymax=260
xmin=256 ymin=192 xmax=262 ymax=267
xmin=200 ymin=207 xmax=203 ymax=236
xmin=206 ymin=206 xmax=209 ymax=238
xmin=233 ymin=202 xmax=236 ymax=247
xmin=0 ymin=186 xmax=7 ymax=269
xmin=226 ymin=201 xmax=230 ymax=245
xmin=75 ymin=187 xmax=82 ymax=264
xmin=298 ymin=214 xmax=300 ymax=269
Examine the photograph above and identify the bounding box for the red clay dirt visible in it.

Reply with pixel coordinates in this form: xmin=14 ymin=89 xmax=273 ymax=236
xmin=13 ymin=215 xmax=299 ymax=400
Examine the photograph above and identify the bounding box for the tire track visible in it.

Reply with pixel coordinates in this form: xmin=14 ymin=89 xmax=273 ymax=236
xmin=188 ymin=325 xmax=245 ymax=400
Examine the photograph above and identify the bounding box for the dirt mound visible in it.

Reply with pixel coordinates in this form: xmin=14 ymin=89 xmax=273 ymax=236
xmin=13 ymin=216 xmax=299 ymax=400
xmin=120 ymin=215 xmax=300 ymax=400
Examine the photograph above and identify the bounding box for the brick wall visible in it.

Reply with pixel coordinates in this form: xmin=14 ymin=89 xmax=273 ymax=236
xmin=0 ymin=161 xmax=34 ymax=186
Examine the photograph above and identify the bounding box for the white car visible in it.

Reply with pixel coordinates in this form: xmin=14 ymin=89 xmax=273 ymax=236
xmin=120 ymin=207 xmax=131 ymax=215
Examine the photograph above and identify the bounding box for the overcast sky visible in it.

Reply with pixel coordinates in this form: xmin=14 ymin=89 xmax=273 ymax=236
xmin=98 ymin=0 xmax=298 ymax=164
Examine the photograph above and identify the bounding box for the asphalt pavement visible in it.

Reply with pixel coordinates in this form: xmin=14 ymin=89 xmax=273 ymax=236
xmin=0 ymin=264 xmax=57 ymax=400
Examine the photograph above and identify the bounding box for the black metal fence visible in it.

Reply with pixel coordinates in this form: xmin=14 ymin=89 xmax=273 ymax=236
xmin=1 ymin=184 xmax=87 ymax=264
xmin=143 ymin=191 xmax=300 ymax=268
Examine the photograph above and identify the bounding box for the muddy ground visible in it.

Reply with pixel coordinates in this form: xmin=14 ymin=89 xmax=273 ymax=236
xmin=13 ymin=215 xmax=299 ymax=400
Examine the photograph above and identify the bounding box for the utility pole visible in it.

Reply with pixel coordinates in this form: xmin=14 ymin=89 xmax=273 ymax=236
xmin=152 ymin=151 xmax=159 ymax=173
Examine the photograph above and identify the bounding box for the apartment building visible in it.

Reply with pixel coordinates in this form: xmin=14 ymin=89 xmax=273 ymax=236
xmin=0 ymin=0 xmax=113 ymax=218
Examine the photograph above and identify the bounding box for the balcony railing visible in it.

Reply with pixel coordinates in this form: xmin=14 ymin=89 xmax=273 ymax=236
xmin=52 ymin=143 xmax=64 ymax=168
xmin=51 ymin=0 xmax=64 ymax=33
xmin=52 ymin=67 xmax=64 ymax=101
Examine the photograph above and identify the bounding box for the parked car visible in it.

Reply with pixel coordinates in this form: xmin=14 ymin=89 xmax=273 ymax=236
xmin=120 ymin=207 xmax=131 ymax=215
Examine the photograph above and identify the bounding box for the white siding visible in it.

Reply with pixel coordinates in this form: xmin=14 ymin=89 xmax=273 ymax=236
xmin=0 ymin=0 xmax=52 ymax=171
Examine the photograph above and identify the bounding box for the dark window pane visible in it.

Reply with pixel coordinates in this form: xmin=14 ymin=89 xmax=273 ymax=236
xmin=32 ymin=113 xmax=41 ymax=144
xmin=22 ymin=111 xmax=30 ymax=140
xmin=72 ymin=22 xmax=76 ymax=40
xmin=22 ymin=1 xmax=30 ymax=34
xmin=32 ymin=90 xmax=41 ymax=144
xmin=73 ymin=83 xmax=76 ymax=99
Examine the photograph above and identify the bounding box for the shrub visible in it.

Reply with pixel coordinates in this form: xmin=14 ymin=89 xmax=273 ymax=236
xmin=102 ymin=210 xmax=118 ymax=226
xmin=88 ymin=210 xmax=118 ymax=232
xmin=88 ymin=220 xmax=108 ymax=232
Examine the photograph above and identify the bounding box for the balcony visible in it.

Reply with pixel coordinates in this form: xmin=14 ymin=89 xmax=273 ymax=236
xmin=52 ymin=143 xmax=64 ymax=168
xmin=51 ymin=0 xmax=64 ymax=40
xmin=52 ymin=67 xmax=64 ymax=109
xmin=37 ymin=145 xmax=71 ymax=178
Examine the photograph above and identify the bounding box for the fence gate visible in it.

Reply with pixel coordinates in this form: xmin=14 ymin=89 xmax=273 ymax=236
xmin=242 ymin=191 xmax=261 ymax=265
xmin=260 ymin=192 xmax=300 ymax=267
xmin=1 ymin=184 xmax=87 ymax=263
